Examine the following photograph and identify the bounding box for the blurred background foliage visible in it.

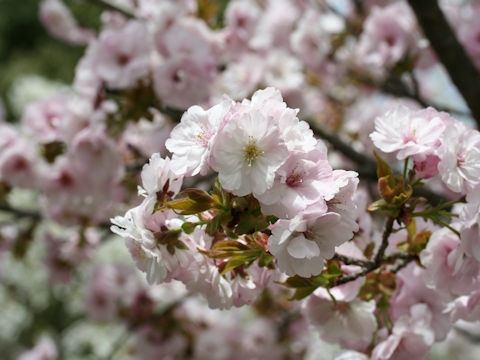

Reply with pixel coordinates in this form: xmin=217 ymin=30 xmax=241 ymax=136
xmin=0 ymin=0 xmax=233 ymax=122
xmin=0 ymin=0 xmax=102 ymax=122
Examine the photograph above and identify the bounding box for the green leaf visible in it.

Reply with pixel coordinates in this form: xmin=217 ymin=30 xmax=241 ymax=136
xmin=220 ymin=252 xmax=259 ymax=275
xmin=359 ymin=271 xmax=396 ymax=302
xmin=289 ymin=287 xmax=317 ymax=301
xmin=166 ymin=243 xmax=175 ymax=255
xmin=174 ymin=239 xmax=190 ymax=250
xmin=266 ymin=215 xmax=279 ymax=225
xmin=165 ymin=188 xmax=217 ymax=215
xmin=373 ymin=151 xmax=393 ymax=179
xmin=368 ymin=199 xmax=387 ymax=212
xmin=181 ymin=222 xmax=196 ymax=234
xmin=283 ymin=274 xmax=329 ymax=300
xmin=324 ymin=262 xmax=343 ymax=279
xmin=285 ymin=275 xmax=318 ymax=288
xmin=258 ymin=252 xmax=274 ymax=268
xmin=396 ymin=240 xmax=410 ymax=252
xmin=406 ymin=218 xmax=416 ymax=240
xmin=285 ymin=274 xmax=329 ymax=289
xmin=363 ymin=242 xmax=375 ymax=259
xmin=206 ymin=214 xmax=222 ymax=235
xmin=235 ymin=212 xmax=270 ymax=235
xmin=211 ymin=178 xmax=230 ymax=208
xmin=212 ymin=240 xmax=249 ymax=252
xmin=154 ymin=229 xmax=181 ymax=245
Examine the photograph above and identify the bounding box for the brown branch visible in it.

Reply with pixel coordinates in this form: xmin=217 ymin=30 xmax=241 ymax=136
xmin=306 ymin=120 xmax=377 ymax=179
xmin=335 ymin=266 xmax=372 ymax=286
xmin=374 ymin=217 xmax=394 ymax=265
xmin=332 ymin=254 xmax=370 ymax=267
xmin=390 ymin=256 xmax=416 ymax=274
xmin=407 ymin=0 xmax=480 ymax=128
xmin=334 ymin=219 xmax=419 ymax=286
xmin=380 ymin=73 xmax=470 ymax=118
xmin=335 ymin=252 xmax=418 ymax=286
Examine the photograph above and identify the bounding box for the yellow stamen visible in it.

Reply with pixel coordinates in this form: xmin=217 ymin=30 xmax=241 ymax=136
xmin=242 ymin=136 xmax=264 ymax=167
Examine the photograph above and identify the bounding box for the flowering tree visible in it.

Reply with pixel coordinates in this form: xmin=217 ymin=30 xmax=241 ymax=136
xmin=2 ymin=0 xmax=480 ymax=359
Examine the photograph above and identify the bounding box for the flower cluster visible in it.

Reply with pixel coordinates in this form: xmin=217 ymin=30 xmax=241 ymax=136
xmin=4 ymin=0 xmax=480 ymax=359
xmin=112 ymin=88 xmax=358 ymax=309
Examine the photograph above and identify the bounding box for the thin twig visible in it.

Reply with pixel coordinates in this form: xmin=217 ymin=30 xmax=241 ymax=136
xmin=374 ymin=217 xmax=395 ymax=265
xmin=331 ymin=254 xmax=370 ymax=267
xmin=380 ymin=73 xmax=470 ymax=117
xmin=335 ymin=266 xmax=372 ymax=286
xmin=390 ymin=256 xmax=416 ymax=274
xmin=306 ymin=120 xmax=377 ymax=179
xmin=384 ymin=252 xmax=416 ymax=263
xmin=334 ymin=219 xmax=419 ymax=286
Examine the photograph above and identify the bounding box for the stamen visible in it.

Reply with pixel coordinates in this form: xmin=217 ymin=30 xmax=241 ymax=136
xmin=242 ymin=136 xmax=264 ymax=167
xmin=286 ymin=172 xmax=303 ymax=187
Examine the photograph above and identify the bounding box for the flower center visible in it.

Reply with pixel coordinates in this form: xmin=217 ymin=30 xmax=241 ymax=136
xmin=303 ymin=230 xmax=315 ymax=240
xmin=403 ymin=130 xmax=417 ymax=144
xmin=457 ymin=152 xmax=466 ymax=168
xmin=286 ymin=172 xmax=303 ymax=187
xmin=242 ymin=137 xmax=264 ymax=167
xmin=335 ymin=301 xmax=350 ymax=313
xmin=196 ymin=127 xmax=214 ymax=147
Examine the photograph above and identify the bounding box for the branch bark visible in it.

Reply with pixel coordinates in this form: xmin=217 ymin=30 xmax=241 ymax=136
xmin=374 ymin=217 xmax=395 ymax=265
xmin=407 ymin=0 xmax=480 ymax=127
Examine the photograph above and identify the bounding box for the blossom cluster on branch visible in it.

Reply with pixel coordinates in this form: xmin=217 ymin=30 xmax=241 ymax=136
xmin=2 ymin=0 xmax=480 ymax=359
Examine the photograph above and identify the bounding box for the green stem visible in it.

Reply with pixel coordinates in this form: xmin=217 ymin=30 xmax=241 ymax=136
xmin=437 ymin=220 xmax=461 ymax=237
xmin=403 ymin=158 xmax=409 ymax=181
xmin=326 ymin=287 xmax=338 ymax=306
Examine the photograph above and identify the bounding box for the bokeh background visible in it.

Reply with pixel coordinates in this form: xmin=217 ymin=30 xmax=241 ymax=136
xmin=1 ymin=1 xmax=480 ymax=359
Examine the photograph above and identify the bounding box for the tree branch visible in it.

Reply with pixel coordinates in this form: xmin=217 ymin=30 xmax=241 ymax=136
xmin=307 ymin=120 xmax=377 ymax=179
xmin=332 ymin=254 xmax=370 ymax=267
xmin=374 ymin=217 xmax=394 ymax=265
xmin=380 ymin=73 xmax=470 ymax=118
xmin=406 ymin=0 xmax=480 ymax=127
xmin=334 ymin=218 xmax=419 ymax=286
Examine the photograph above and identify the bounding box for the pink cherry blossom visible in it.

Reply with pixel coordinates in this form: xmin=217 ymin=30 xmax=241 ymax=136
xmin=257 ymin=145 xmax=336 ymax=219
xmin=153 ymin=56 xmax=215 ymax=110
xmin=210 ymin=108 xmax=288 ymax=196
xmin=370 ymin=105 xmax=446 ymax=160
xmin=420 ymin=227 xmax=480 ymax=296
xmin=39 ymin=0 xmax=94 ymax=45
xmin=139 ymin=153 xmax=183 ymax=199
xmin=355 ymin=2 xmax=417 ymax=73
xmin=90 ymin=20 xmax=151 ymax=89
xmin=18 ymin=336 xmax=57 ymax=360
xmin=303 ymin=278 xmax=377 ymax=350
xmin=371 ymin=304 xmax=435 ymax=360
xmin=437 ymin=122 xmax=480 ymax=194
xmin=166 ymin=99 xmax=233 ymax=176
xmin=21 ymin=94 xmax=68 ymax=143
xmin=458 ymin=199 xmax=480 ymax=261
xmin=390 ymin=263 xmax=451 ymax=341
xmin=269 ymin=209 xmax=354 ymax=277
